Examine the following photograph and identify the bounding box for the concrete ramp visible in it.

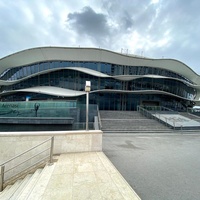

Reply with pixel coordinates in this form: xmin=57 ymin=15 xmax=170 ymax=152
xmin=153 ymin=113 xmax=200 ymax=130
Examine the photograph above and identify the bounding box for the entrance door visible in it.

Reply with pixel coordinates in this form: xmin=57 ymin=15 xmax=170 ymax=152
xmin=142 ymin=101 xmax=160 ymax=107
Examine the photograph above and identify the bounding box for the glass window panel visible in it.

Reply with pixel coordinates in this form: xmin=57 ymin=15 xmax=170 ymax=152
xmin=19 ymin=68 xmax=23 ymax=78
xmin=27 ymin=66 xmax=31 ymax=76
xmin=54 ymin=61 xmax=60 ymax=68
xmin=39 ymin=63 xmax=43 ymax=72
xmin=23 ymin=67 xmax=27 ymax=77
xmin=43 ymin=63 xmax=49 ymax=70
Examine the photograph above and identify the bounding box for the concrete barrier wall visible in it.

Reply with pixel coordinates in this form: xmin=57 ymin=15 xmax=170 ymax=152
xmin=0 ymin=130 xmax=102 ymax=165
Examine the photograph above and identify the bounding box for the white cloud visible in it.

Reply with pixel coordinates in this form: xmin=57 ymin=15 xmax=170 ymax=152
xmin=0 ymin=0 xmax=199 ymax=74
xmin=150 ymin=0 xmax=160 ymax=4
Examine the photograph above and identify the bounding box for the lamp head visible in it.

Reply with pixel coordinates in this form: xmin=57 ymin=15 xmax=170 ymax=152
xmin=85 ymin=81 xmax=91 ymax=92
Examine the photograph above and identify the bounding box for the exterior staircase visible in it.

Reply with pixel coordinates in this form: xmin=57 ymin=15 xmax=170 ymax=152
xmin=100 ymin=110 xmax=173 ymax=133
xmin=0 ymin=163 xmax=55 ymax=200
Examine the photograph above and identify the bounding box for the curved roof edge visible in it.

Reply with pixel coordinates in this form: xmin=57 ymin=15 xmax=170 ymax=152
xmin=1 ymin=67 xmax=199 ymax=88
xmin=0 ymin=86 xmax=86 ymax=97
xmin=0 ymin=86 xmax=197 ymax=102
xmin=0 ymin=46 xmax=199 ymax=84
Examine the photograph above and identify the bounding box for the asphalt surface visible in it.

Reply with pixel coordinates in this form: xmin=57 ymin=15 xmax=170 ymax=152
xmin=103 ymin=133 xmax=200 ymax=200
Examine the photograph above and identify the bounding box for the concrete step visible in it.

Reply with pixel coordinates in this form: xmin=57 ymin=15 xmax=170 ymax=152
xmin=15 ymin=168 xmax=43 ymax=200
xmin=100 ymin=110 xmax=145 ymax=119
xmin=101 ymin=123 xmax=170 ymax=130
xmin=9 ymin=174 xmax=32 ymax=200
xmin=1 ymin=179 xmax=23 ymax=199
xmin=100 ymin=110 xmax=173 ymax=132
xmin=103 ymin=129 xmax=200 ymax=134
xmin=103 ymin=130 xmax=174 ymax=133
xmin=0 ymin=185 xmax=12 ymax=199
xmin=26 ymin=163 xmax=56 ymax=200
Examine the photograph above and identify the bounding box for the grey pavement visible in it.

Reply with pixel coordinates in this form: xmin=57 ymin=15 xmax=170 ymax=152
xmin=103 ymin=133 xmax=200 ymax=200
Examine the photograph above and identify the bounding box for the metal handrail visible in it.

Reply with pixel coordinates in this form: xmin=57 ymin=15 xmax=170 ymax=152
xmin=0 ymin=136 xmax=54 ymax=191
xmin=97 ymin=105 xmax=102 ymax=130
xmin=138 ymin=106 xmax=184 ymax=129
xmin=0 ymin=137 xmax=52 ymax=166
xmin=4 ymin=155 xmax=50 ymax=185
xmin=138 ymin=106 xmax=170 ymax=128
xmin=5 ymin=148 xmax=50 ymax=174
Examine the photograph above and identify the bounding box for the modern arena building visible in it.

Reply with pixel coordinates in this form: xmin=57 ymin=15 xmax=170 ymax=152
xmin=0 ymin=47 xmax=200 ymax=111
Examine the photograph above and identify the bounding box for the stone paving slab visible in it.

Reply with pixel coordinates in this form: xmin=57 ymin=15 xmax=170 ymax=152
xmin=41 ymin=152 xmax=141 ymax=200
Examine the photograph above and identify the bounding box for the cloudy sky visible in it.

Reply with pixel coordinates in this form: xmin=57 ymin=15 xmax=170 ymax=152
xmin=0 ymin=0 xmax=200 ymax=74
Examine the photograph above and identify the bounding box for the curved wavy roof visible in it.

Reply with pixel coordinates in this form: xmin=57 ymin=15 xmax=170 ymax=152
xmin=1 ymin=67 xmax=199 ymax=89
xmin=1 ymin=86 xmax=198 ymax=104
xmin=1 ymin=86 xmax=86 ymax=97
xmin=0 ymin=46 xmax=200 ymax=85
xmin=0 ymin=47 xmax=200 ymax=104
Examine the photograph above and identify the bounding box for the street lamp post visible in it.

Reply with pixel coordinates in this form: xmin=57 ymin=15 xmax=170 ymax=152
xmin=85 ymin=81 xmax=91 ymax=131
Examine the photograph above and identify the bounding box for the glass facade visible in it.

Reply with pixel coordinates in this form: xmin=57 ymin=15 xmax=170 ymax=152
xmin=0 ymin=101 xmax=76 ymax=118
xmin=0 ymin=61 xmax=193 ymax=83
xmin=0 ymin=60 xmax=196 ymax=111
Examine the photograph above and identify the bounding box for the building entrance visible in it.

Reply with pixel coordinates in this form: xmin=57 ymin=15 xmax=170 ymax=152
xmin=96 ymin=93 xmax=138 ymax=111
xmin=142 ymin=101 xmax=160 ymax=107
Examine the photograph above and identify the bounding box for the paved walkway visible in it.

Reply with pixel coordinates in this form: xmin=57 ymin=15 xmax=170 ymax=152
xmin=41 ymin=152 xmax=141 ymax=200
